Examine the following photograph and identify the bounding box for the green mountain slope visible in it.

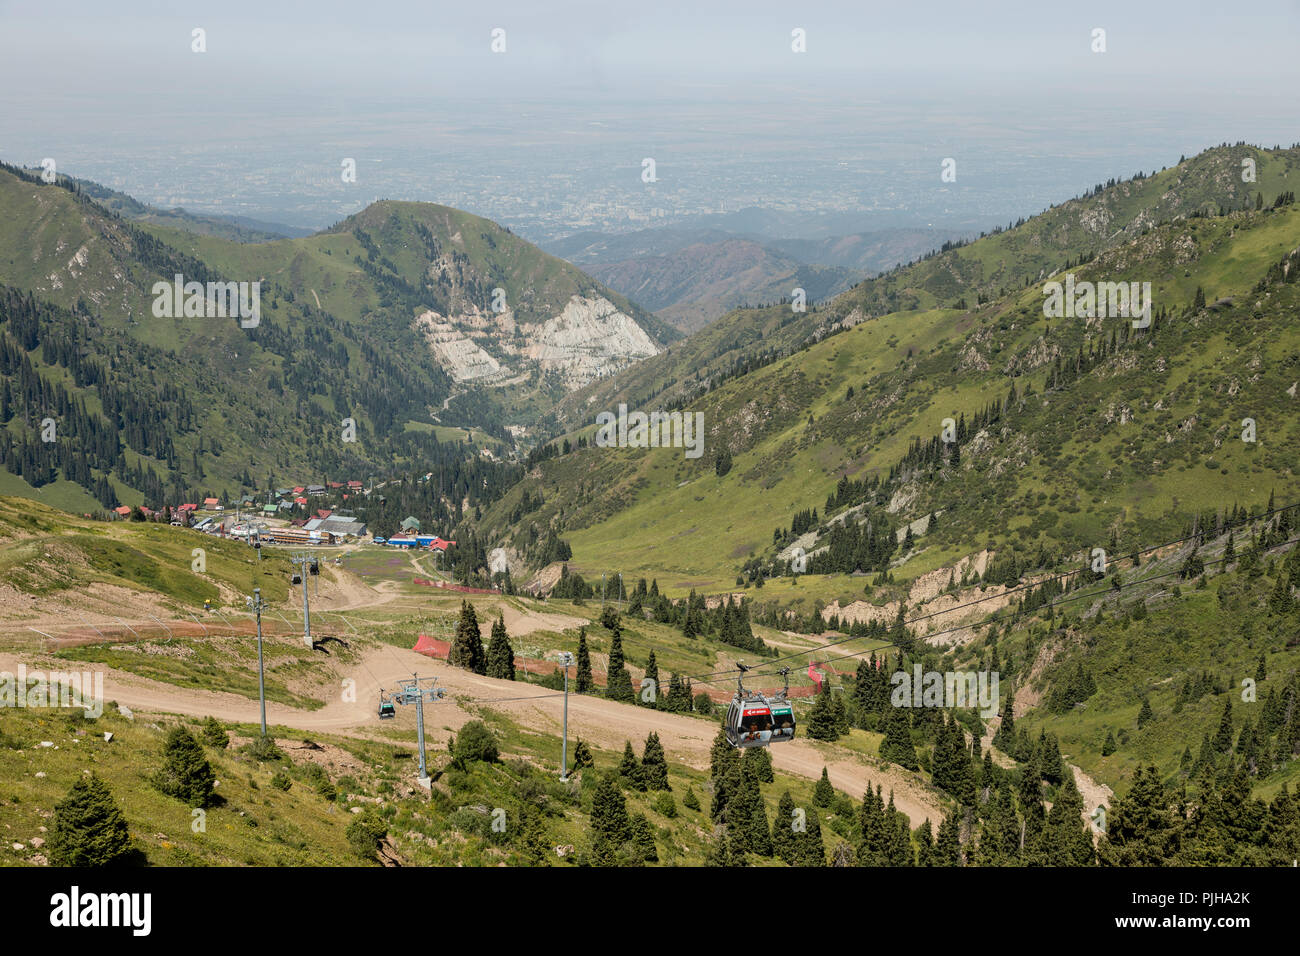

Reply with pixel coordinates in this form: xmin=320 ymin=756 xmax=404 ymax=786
xmin=0 ymin=164 xmax=675 ymax=508
xmin=479 ymin=154 xmax=1300 ymax=600
xmin=558 ymin=144 xmax=1299 ymax=429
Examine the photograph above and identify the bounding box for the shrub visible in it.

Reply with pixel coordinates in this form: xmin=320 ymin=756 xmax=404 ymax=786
xmin=693 ymin=693 xmax=715 ymax=716
xmin=346 ymin=813 xmax=387 ymax=861
xmin=199 ymin=716 xmax=229 ymax=749
xmin=652 ymin=791 xmax=677 ymax=818
xmin=270 ymin=771 xmax=292 ymax=791
xmin=241 ymin=735 xmax=283 ymax=762
xmin=453 ymin=720 xmax=499 ymax=764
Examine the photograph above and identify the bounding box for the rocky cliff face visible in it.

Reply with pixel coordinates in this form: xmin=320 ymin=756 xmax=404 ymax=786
xmin=414 ymin=293 xmax=660 ymax=390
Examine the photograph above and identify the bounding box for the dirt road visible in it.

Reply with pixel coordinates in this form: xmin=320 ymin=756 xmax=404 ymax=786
xmin=0 ymin=642 xmax=947 ymax=826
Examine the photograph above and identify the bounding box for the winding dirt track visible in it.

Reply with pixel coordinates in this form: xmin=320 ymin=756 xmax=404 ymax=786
xmin=0 ymin=641 xmax=948 ymax=826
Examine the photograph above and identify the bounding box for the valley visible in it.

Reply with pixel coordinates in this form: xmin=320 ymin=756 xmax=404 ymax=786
xmin=2 ymin=142 xmax=1299 ymax=871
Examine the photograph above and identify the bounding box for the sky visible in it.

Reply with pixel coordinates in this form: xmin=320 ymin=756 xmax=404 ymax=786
xmin=1 ymin=0 xmax=1296 ymax=234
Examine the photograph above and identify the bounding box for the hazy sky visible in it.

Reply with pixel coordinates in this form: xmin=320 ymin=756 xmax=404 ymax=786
xmin=2 ymin=1 xmax=1297 ymax=233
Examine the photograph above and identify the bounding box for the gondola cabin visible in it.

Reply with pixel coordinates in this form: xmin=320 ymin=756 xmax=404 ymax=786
xmin=768 ymin=700 xmax=796 ymax=743
xmin=378 ymin=700 xmax=396 ymax=719
xmin=725 ymin=696 xmax=773 ymax=748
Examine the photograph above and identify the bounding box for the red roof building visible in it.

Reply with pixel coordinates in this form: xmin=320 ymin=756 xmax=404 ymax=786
xmin=203 ymin=497 xmax=220 ymax=509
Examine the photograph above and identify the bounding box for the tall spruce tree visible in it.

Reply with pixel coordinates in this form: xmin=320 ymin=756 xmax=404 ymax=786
xmin=813 ymin=766 xmax=835 ymax=807
xmin=590 ymin=772 xmax=631 ymax=865
xmin=879 ymin=707 xmax=919 ymax=770
xmin=773 ymin=790 xmax=801 ymax=865
xmin=575 ymin=627 xmax=593 ymax=692
xmin=485 ymin=615 xmax=515 ymax=680
xmin=450 ymin=600 xmax=486 ymax=674
xmin=805 ymin=679 xmax=840 ymax=741
xmin=605 ymin=624 xmax=634 ymax=702
xmin=640 ymin=732 xmax=671 ymax=791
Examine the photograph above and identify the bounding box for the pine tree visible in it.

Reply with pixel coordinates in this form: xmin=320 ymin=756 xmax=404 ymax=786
xmin=154 ymin=726 xmax=217 ymax=807
xmin=805 ymin=679 xmax=840 ymax=741
xmin=627 ymin=813 xmax=658 ymax=863
xmin=1101 ymin=730 xmax=1117 ymax=756
xmin=710 ymin=728 xmax=739 ymax=780
xmin=743 ymin=745 xmax=774 ymax=783
xmin=590 ymin=772 xmax=631 ymax=865
xmin=575 ymin=627 xmax=593 ymax=692
xmin=640 ymin=732 xmax=671 ymax=791
xmin=605 ymin=624 xmax=634 ymax=702
xmin=992 ymin=693 xmax=1015 ymax=751
xmin=1045 ymin=771 xmax=1096 ymax=865
xmin=799 ymin=806 xmax=826 ymax=866
xmin=643 ymin=650 xmax=660 ymax=706
xmin=1213 ymin=697 xmax=1234 ymax=754
xmin=1137 ymin=696 xmax=1154 ymax=729
xmin=485 ymin=615 xmax=515 ymax=680
xmin=813 ymin=766 xmax=835 ymax=807
xmin=830 ymin=690 xmax=849 ymax=737
xmin=879 ymin=707 xmax=919 ymax=770
xmin=935 ymin=814 xmax=962 ymax=866
xmin=449 ymin=600 xmax=485 ymax=674
xmin=48 ymin=774 xmax=133 ymax=867
xmin=618 ymin=740 xmax=646 ymax=791
xmin=772 ymin=791 xmax=800 ymax=865
xmin=1098 ymin=765 xmax=1182 ymax=866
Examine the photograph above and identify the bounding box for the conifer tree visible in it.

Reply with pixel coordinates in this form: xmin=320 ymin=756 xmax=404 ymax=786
xmin=710 ymin=728 xmax=739 ymax=780
xmin=48 ymin=774 xmax=133 ymax=867
xmin=1098 ymin=765 xmax=1182 ymax=866
xmin=935 ymin=814 xmax=962 ymax=866
xmin=618 ymin=740 xmax=646 ymax=791
xmin=1045 ymin=771 xmax=1096 ymax=865
xmin=643 ymin=650 xmax=660 ymax=706
xmin=992 ymin=693 xmax=1016 ymax=751
xmin=805 ymin=680 xmax=840 ymax=741
xmin=743 ymin=745 xmax=775 ymax=783
xmin=605 ymin=624 xmax=634 ymax=702
xmin=1101 ymin=730 xmax=1117 ymax=756
xmin=640 ymin=732 xmax=671 ymax=791
xmin=628 ymin=813 xmax=658 ymax=864
xmin=1213 ymin=697 xmax=1235 ymax=754
xmin=574 ymin=627 xmax=593 ymax=692
xmin=450 ymin=600 xmax=486 ymax=674
xmin=485 ymin=615 xmax=515 ymax=680
xmin=879 ymin=707 xmax=919 ymax=770
xmin=154 ymin=726 xmax=217 ymax=807
xmin=798 ymin=806 xmax=826 ymax=866
xmin=1137 ymin=696 xmax=1153 ymax=729
xmin=590 ymin=771 xmax=631 ymax=865
xmin=813 ymin=766 xmax=835 ymax=807
xmin=830 ymin=690 xmax=849 ymax=737
xmin=772 ymin=790 xmax=800 ymax=865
